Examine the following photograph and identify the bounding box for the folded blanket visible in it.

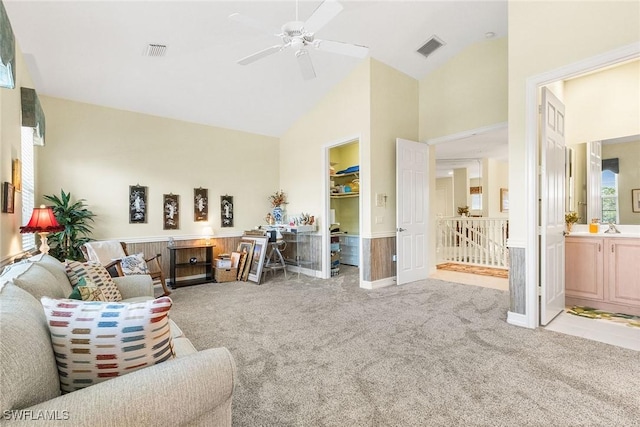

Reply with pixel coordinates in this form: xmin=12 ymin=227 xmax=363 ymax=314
xmin=84 ymin=241 xmax=127 ymax=264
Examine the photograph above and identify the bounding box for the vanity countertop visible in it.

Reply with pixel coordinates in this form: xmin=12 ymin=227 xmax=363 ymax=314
xmin=567 ymin=224 xmax=640 ymax=238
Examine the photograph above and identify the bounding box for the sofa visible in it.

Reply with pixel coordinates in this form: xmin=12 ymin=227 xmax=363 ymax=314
xmin=0 ymin=253 xmax=236 ymax=426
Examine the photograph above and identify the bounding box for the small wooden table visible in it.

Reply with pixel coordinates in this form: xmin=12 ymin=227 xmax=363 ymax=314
xmin=168 ymin=244 xmax=214 ymax=287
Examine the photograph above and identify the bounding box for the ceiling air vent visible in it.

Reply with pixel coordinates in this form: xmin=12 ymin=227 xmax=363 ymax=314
xmin=417 ymin=36 xmax=445 ymax=59
xmin=143 ymin=44 xmax=167 ymax=57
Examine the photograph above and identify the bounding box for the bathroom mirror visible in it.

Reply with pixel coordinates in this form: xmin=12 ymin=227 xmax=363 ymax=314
xmin=567 ymin=134 xmax=640 ymax=225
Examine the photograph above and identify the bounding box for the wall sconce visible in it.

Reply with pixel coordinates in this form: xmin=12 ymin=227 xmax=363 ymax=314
xmin=19 ymin=205 xmax=64 ymax=254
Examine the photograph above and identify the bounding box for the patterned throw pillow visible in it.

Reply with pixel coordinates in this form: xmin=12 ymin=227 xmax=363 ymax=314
xmin=41 ymin=296 xmax=175 ymax=394
xmin=65 ymin=260 xmax=122 ymax=302
xmin=68 ymin=277 xmax=106 ymax=301
xmin=119 ymin=253 xmax=150 ymax=275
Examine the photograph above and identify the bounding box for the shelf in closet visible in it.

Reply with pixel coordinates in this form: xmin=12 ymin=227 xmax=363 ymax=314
xmin=330 ymin=192 xmax=359 ymax=199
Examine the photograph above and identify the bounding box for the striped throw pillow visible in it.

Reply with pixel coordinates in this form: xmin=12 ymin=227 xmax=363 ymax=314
xmin=41 ymin=296 xmax=175 ymax=393
xmin=65 ymin=260 xmax=122 ymax=302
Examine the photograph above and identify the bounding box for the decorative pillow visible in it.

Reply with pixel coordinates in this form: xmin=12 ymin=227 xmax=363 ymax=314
xmin=41 ymin=296 xmax=175 ymax=394
xmin=119 ymin=253 xmax=150 ymax=275
xmin=68 ymin=277 xmax=106 ymax=301
xmin=65 ymin=260 xmax=122 ymax=302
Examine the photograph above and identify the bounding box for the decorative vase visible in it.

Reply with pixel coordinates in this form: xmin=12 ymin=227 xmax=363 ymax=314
xmin=272 ymin=206 xmax=284 ymax=224
xmin=566 ymin=222 xmax=573 ymax=234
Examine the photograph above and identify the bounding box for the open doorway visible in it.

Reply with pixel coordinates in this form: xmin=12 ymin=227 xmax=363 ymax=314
xmin=324 ymin=138 xmax=361 ymax=281
xmin=427 ymin=124 xmax=509 ymax=290
xmin=526 ymin=48 xmax=639 ymax=342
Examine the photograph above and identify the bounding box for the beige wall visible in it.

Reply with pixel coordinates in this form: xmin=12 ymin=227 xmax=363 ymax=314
xmin=279 ymin=59 xmax=370 ymax=233
xmin=564 ymin=59 xmax=640 ymax=145
xmin=369 ymin=59 xmax=419 ymax=236
xmin=453 ymin=168 xmax=468 ymax=213
xmin=486 ymin=159 xmax=509 ymax=218
xmin=280 ymin=57 xmax=418 ymax=238
xmin=419 ymin=37 xmax=507 ymax=141
xmin=508 ymin=0 xmax=640 ymax=243
xmin=435 ymin=177 xmax=453 ymax=217
xmin=37 ymin=96 xmax=279 ymax=240
xmin=0 ymin=43 xmax=34 ymax=261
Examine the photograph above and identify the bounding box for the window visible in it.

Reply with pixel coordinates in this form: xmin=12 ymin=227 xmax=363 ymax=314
xmin=21 ymin=127 xmax=35 ymax=251
xmin=601 ymin=169 xmax=618 ymax=224
xmin=470 ymin=194 xmax=482 ymax=210
xmin=470 ymin=186 xmax=482 ymax=210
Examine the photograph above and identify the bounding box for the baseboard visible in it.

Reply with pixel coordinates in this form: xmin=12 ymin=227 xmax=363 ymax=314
xmin=507 ymin=311 xmax=532 ymax=329
xmin=286 ymin=265 xmax=322 ymax=278
xmin=360 ymin=276 xmax=396 ymax=289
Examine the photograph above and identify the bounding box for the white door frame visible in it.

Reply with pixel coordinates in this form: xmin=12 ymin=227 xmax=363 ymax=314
xmin=522 ymin=43 xmax=639 ymax=329
xmin=322 ymin=134 xmax=363 ymax=281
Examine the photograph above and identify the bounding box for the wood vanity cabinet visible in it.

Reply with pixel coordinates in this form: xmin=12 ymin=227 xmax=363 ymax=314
xmin=565 ymin=237 xmax=603 ymax=300
xmin=565 ymin=236 xmax=640 ymax=316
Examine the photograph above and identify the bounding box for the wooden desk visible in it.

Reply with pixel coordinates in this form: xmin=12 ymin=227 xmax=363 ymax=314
xmin=168 ymin=244 xmax=214 ymax=288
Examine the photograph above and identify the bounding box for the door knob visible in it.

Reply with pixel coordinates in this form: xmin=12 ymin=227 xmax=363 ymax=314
xmin=397 ymin=227 xmax=406 ymax=232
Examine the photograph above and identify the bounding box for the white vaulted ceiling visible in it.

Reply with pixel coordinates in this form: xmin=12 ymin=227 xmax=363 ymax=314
xmin=4 ymin=0 xmax=507 ymax=138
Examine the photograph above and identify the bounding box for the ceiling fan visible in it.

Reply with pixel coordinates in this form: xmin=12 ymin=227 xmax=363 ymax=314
xmin=229 ymin=0 xmax=369 ymax=80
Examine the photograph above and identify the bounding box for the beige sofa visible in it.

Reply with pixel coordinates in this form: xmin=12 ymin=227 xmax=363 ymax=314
xmin=0 ymin=254 xmax=236 ymax=426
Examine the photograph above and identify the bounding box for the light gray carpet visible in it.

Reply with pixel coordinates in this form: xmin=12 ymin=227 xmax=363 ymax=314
xmin=167 ymin=266 xmax=640 ymax=426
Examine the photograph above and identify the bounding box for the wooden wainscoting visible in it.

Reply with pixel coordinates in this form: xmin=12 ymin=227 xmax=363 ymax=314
xmin=126 ymin=237 xmax=244 ymax=281
xmin=362 ymin=236 xmax=396 ymax=282
xmin=126 ymin=235 xmax=324 ymax=281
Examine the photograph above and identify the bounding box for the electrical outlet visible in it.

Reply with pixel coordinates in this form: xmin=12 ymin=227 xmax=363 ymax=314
xmin=375 ymin=216 xmax=383 ymax=224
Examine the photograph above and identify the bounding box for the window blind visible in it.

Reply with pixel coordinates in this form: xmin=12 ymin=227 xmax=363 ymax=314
xmin=21 ymin=127 xmax=35 ymax=251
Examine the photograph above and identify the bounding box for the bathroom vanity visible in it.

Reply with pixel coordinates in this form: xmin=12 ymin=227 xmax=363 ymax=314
xmin=565 ymin=232 xmax=640 ymax=316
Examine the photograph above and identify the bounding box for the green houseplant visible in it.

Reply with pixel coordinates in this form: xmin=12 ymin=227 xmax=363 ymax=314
xmin=43 ymin=190 xmax=96 ymax=261
xmin=457 ymin=206 xmax=470 ymax=217
xmin=565 ymin=211 xmax=580 ymax=234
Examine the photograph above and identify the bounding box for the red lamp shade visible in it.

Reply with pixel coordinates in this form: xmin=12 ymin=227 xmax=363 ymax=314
xmin=20 ymin=205 xmax=64 ymax=234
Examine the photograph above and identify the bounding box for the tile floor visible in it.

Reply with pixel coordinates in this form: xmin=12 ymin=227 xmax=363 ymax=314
xmin=545 ymin=310 xmax=640 ymax=351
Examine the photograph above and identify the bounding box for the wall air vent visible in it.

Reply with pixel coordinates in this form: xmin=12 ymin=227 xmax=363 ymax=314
xmin=143 ymin=44 xmax=167 ymax=57
xmin=417 ymin=36 xmax=445 ymax=59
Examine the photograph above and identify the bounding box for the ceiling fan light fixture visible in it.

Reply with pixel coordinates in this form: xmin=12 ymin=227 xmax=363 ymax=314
xmin=229 ymin=0 xmax=367 ymax=80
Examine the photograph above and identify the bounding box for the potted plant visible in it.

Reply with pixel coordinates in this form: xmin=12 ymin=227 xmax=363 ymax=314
xmin=565 ymin=211 xmax=580 ymax=234
xmin=43 ymin=189 xmax=96 ymax=261
xmin=457 ymin=206 xmax=469 ymax=217
xmin=268 ymin=190 xmax=287 ymax=224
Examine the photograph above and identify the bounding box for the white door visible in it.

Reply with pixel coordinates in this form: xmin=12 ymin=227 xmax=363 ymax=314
xmin=396 ymin=138 xmax=429 ymax=285
xmin=587 ymin=140 xmax=602 ymax=222
xmin=540 ymin=88 xmax=566 ymax=325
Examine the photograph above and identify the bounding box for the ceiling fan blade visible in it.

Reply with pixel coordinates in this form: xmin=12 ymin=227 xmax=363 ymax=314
xmin=238 ymin=45 xmax=283 ymax=65
xmin=303 ymin=0 xmax=343 ymax=34
xmin=296 ymin=49 xmax=316 ymax=80
xmin=314 ymin=39 xmax=369 ymax=58
xmin=228 ymin=12 xmax=281 ymax=37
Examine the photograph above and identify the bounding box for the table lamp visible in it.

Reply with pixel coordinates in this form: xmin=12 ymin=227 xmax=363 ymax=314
xmin=203 ymin=226 xmax=214 ymax=246
xmin=20 ymin=205 xmax=64 ymax=254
